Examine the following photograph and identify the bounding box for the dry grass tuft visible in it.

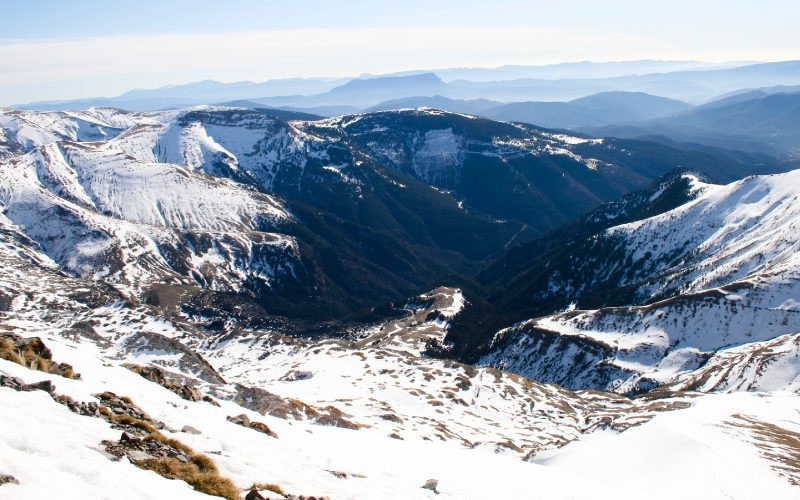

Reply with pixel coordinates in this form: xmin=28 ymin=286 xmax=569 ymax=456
xmin=113 ymin=414 xmax=159 ymax=434
xmin=0 ymin=336 xmax=28 ymax=366
xmin=246 ymin=482 xmax=286 ymax=495
xmin=138 ymin=457 xmax=239 ymax=500
xmin=0 ymin=333 xmax=77 ymax=378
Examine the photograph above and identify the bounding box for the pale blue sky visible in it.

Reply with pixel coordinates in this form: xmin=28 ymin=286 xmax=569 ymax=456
xmin=2 ymin=0 xmax=799 ymax=104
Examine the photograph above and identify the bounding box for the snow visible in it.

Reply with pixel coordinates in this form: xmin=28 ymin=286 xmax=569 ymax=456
xmin=0 ymin=387 xmax=205 ymax=500
xmin=535 ymin=391 xmax=800 ymax=500
xmin=542 ymin=132 xmax=603 ymax=146
xmin=0 ymin=108 xmax=127 ymax=151
xmin=2 ymin=315 xmax=798 ymax=499
xmin=411 ymin=128 xmax=464 ymax=185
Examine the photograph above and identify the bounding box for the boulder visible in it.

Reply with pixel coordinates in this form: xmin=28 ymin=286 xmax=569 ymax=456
xmin=0 ymin=474 xmax=19 ymax=486
xmin=227 ymin=414 xmax=278 ymax=438
xmin=422 ymin=478 xmax=439 ymax=493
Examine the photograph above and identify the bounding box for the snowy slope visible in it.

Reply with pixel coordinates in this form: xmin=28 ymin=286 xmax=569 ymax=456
xmin=607 ymin=170 xmax=800 ymax=298
xmin=534 ymin=391 xmax=800 ymax=498
xmin=1 ymin=235 xmax=797 ymax=499
xmin=481 ymin=169 xmax=800 ymax=393
xmin=0 ymin=111 xmax=300 ymax=296
xmin=111 ymin=107 xmax=332 ymax=191
xmin=196 ymin=287 xmax=694 ymax=457
xmin=0 ymin=107 xmax=140 ymax=153
xmin=665 ymin=332 xmax=800 ymax=393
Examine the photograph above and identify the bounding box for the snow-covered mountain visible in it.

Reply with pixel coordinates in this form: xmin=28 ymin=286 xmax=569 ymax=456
xmin=1 ymin=104 xmax=799 ymax=499
xmin=0 ymin=108 xmax=136 ymax=156
xmin=0 ymin=108 xmax=298 ymax=297
xmin=3 ymin=105 xmax=779 ymax=324
xmin=479 ymin=170 xmax=800 ymax=393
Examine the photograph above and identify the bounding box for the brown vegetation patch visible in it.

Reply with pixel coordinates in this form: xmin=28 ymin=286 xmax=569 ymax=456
xmin=100 ymin=409 xmax=238 ymax=499
xmin=379 ymin=413 xmax=403 ymax=423
xmin=0 ymin=333 xmax=78 ymax=379
xmin=246 ymin=482 xmax=286 ymax=495
xmin=724 ymin=414 xmax=800 ymax=486
xmin=136 ymin=455 xmax=239 ymax=500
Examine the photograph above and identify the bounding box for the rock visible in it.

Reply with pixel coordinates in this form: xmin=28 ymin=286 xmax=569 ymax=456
xmin=228 ymin=383 xmax=318 ymax=420
xmin=120 ymin=432 xmax=141 ymax=446
xmin=120 ymin=331 xmax=225 ymax=384
xmin=227 ymin=383 xmax=360 ymax=429
xmin=104 ymin=430 xmax=190 ymax=463
xmin=422 ymin=478 xmax=439 ymax=493
xmin=313 ymin=406 xmax=362 ymax=430
xmin=227 ymin=414 xmax=278 ymax=438
xmin=245 ymin=490 xmax=267 ymax=500
xmin=24 ymin=380 xmax=55 ymax=393
xmin=0 ymin=333 xmax=79 ymax=378
xmin=181 ymin=425 xmax=202 ymax=435
xmin=280 ymin=370 xmax=313 ymax=381
xmin=95 ymin=391 xmax=164 ymax=429
xmin=202 ymin=395 xmax=220 ymax=406
xmin=0 ymin=473 xmax=19 ymax=486
xmin=227 ymin=414 xmax=251 ymax=426
xmin=0 ymin=374 xmax=57 ymax=393
xmin=123 ymin=363 xmax=204 ymax=402
xmin=177 ymin=384 xmax=203 ymax=402
xmin=48 ymin=361 xmax=80 ymax=379
xmin=126 ymin=450 xmax=155 ymax=462
xmin=0 ymin=375 xmax=27 ymax=391
xmin=248 ymin=421 xmax=278 ymax=438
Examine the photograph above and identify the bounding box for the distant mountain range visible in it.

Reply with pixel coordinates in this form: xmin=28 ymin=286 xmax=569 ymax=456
xmin=588 ymin=88 xmax=800 ymax=158
xmin=382 ymin=59 xmax=750 ymax=82
xmin=480 ymin=92 xmax=690 ymax=129
xmin=11 ymin=60 xmax=800 ymax=163
xmin=13 ymin=60 xmax=800 ymax=112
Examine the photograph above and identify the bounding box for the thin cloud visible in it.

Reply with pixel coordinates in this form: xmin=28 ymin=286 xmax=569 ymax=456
xmin=0 ymin=26 xmax=797 ymax=105
xmin=0 ymin=26 xmax=662 ymax=103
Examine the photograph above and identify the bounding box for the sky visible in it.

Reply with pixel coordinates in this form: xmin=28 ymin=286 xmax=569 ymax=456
xmin=1 ymin=0 xmax=799 ymax=105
